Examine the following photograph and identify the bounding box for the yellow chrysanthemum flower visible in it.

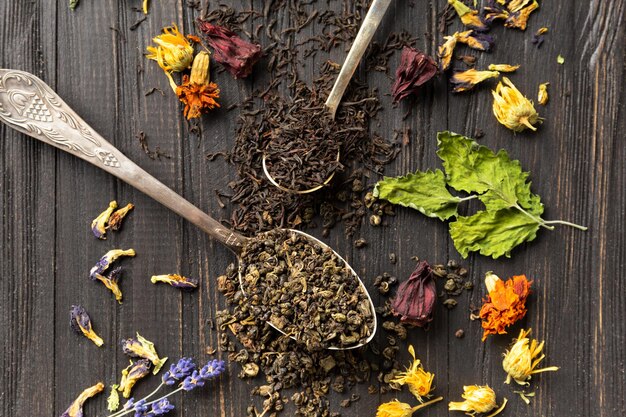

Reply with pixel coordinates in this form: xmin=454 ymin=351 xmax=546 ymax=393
xmin=502 ymin=328 xmax=559 ymax=385
xmin=146 ymin=24 xmax=195 ymax=91
xmin=538 ymin=82 xmax=549 ymax=105
xmin=492 ymin=77 xmax=541 ymax=132
xmin=449 ymin=385 xmax=507 ymax=417
xmin=377 ymin=398 xmax=444 ymax=417
xmin=391 ymin=345 xmax=435 ymax=403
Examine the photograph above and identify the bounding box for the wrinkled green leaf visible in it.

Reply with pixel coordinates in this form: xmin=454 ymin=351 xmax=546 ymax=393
xmin=373 ymin=170 xmax=461 ymax=220
xmin=437 ymin=131 xmax=539 ymax=211
xmin=449 ymin=209 xmax=541 ymax=259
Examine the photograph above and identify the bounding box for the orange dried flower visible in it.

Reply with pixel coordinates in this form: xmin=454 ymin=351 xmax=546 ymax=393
xmin=176 ymin=51 xmax=220 ymax=119
xmin=479 ymin=272 xmax=531 ymax=341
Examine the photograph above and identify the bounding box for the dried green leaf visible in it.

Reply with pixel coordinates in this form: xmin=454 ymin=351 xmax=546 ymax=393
xmin=373 ymin=170 xmax=466 ymax=220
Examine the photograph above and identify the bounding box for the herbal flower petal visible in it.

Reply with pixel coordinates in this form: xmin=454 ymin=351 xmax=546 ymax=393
xmin=122 ymin=333 xmax=168 ymax=374
xmin=196 ymin=19 xmax=262 ymax=79
xmin=176 ymin=77 xmax=220 ymax=119
xmin=488 ymin=64 xmax=520 ymax=72
xmin=162 ymin=357 xmax=197 ymax=385
xmin=376 ymin=398 xmax=443 ymax=417
xmin=504 ymin=0 xmax=539 ymax=30
xmin=151 ymin=398 xmax=175 ymax=416
xmin=199 ymin=359 xmax=226 ymax=380
xmin=91 ymin=200 xmax=117 ymax=239
xmin=118 ymin=359 xmax=152 ymax=398
xmin=182 ymin=370 xmax=205 ymax=391
xmin=61 ymin=382 xmax=104 ymax=417
xmin=448 ymin=0 xmax=488 ymax=31
xmin=479 ymin=273 xmax=531 ymax=340
xmin=456 ymin=30 xmax=494 ymax=52
xmin=449 ymin=385 xmax=507 ymax=417
xmin=451 ymin=69 xmax=500 ymax=93
xmin=391 ymin=47 xmax=437 ymax=103
xmin=484 ymin=0 xmax=509 ymax=25
xmin=492 ymin=77 xmax=541 ymax=131
xmin=391 ymin=345 xmax=435 ymax=402
xmin=532 ymin=27 xmax=548 ymax=47
xmin=92 ymin=267 xmax=124 ymax=303
xmin=151 ymin=274 xmax=198 ymax=289
xmin=146 ymin=24 xmax=195 ymax=91
xmin=70 ymin=305 xmax=103 ymax=347
xmin=437 ymin=35 xmax=458 ymax=71
xmin=90 ymin=248 xmax=136 ymax=278
xmin=391 ymin=261 xmax=437 ymax=327
xmin=538 ymin=82 xmax=549 ymax=105
xmin=502 ymin=328 xmax=559 ymax=385
xmin=107 ymin=203 xmax=134 ymax=231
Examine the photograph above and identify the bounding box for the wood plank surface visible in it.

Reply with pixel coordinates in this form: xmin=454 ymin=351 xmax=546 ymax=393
xmin=1 ymin=1 xmax=624 ymax=416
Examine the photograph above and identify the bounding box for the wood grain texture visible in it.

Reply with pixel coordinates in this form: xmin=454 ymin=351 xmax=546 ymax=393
xmin=1 ymin=0 xmax=624 ymax=416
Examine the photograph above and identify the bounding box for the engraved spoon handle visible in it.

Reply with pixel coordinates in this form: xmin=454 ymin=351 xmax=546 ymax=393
xmin=0 ymin=69 xmax=247 ymax=251
xmin=324 ymin=0 xmax=392 ymax=118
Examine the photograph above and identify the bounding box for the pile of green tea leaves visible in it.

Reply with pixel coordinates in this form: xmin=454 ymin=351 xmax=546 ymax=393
xmin=374 ymin=132 xmax=587 ymax=259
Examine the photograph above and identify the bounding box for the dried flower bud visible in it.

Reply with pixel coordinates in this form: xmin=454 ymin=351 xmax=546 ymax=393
xmin=151 ymin=274 xmax=198 ymax=289
xmin=451 ymin=69 xmax=500 ymax=93
xmin=502 ymin=328 xmax=559 ymax=386
xmin=176 ymin=52 xmax=220 ymax=120
xmin=118 ymin=359 xmax=152 ymax=398
xmin=448 ymin=0 xmax=488 ymax=31
xmin=480 ymin=273 xmax=531 ymax=340
xmin=537 ymin=82 xmax=549 ymax=105
xmin=90 ymin=249 xmax=135 ymax=303
xmin=391 ymin=345 xmax=435 ymax=402
xmin=91 ymin=200 xmax=117 ymax=239
xmin=196 ymin=19 xmax=262 ymax=79
xmin=121 ymin=332 xmax=168 ymax=374
xmin=70 ymin=305 xmax=104 ymax=347
xmin=492 ymin=77 xmax=541 ymax=131
xmin=391 ymin=261 xmax=436 ymax=327
xmin=107 ymin=203 xmax=134 ymax=231
xmin=437 ymin=35 xmax=458 ymax=71
xmin=449 ymin=385 xmax=507 ymax=416
xmin=146 ymin=24 xmax=195 ymax=91
xmin=488 ymin=64 xmax=520 ymax=72
xmin=456 ymin=30 xmax=494 ymax=51
xmin=391 ymin=47 xmax=438 ymax=103
xmin=376 ymin=397 xmax=443 ymax=417
xmin=61 ymin=382 xmax=105 ymax=417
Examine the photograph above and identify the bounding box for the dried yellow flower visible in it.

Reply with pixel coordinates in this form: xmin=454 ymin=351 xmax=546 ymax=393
xmin=492 ymin=77 xmax=541 ymax=132
xmin=377 ymin=398 xmax=444 ymax=417
xmin=449 ymin=385 xmax=507 ymax=417
xmin=176 ymin=51 xmax=221 ymax=119
xmin=146 ymin=24 xmax=195 ymax=91
xmin=538 ymin=82 xmax=549 ymax=105
xmin=451 ymin=69 xmax=500 ymax=93
xmin=91 ymin=200 xmax=117 ymax=239
xmin=502 ymin=328 xmax=559 ymax=385
xmin=391 ymin=345 xmax=435 ymax=402
xmin=505 ymin=0 xmax=539 ymax=30
xmin=448 ymin=0 xmax=488 ymax=31
xmin=487 ymin=64 xmax=520 ymax=73
xmin=438 ymin=35 xmax=458 ymax=71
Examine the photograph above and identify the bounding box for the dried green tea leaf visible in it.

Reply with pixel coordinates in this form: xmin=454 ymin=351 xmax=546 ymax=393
xmin=373 ymin=170 xmax=466 ymax=220
xmin=449 ymin=209 xmax=541 ymax=259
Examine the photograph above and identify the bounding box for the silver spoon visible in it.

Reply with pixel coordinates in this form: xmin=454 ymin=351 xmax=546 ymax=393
xmin=0 ymin=68 xmax=377 ymax=351
xmin=262 ymin=0 xmax=392 ymax=194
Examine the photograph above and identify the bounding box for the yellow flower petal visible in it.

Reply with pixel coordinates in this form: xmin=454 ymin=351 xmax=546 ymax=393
xmin=491 ymin=77 xmax=541 ymax=132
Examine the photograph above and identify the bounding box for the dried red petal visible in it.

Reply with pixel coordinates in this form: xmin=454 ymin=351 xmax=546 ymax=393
xmin=391 ymin=260 xmax=437 ymax=327
xmin=196 ymin=19 xmax=262 ymax=79
xmin=391 ymin=47 xmax=438 ymax=103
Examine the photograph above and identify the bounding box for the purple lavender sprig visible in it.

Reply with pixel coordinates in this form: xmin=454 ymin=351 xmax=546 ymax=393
xmin=106 ymin=358 xmax=225 ymax=417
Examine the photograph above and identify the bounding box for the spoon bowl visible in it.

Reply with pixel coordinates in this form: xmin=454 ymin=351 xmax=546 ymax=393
xmin=0 ymin=68 xmax=377 ymax=351
xmin=262 ymin=0 xmax=392 ymax=194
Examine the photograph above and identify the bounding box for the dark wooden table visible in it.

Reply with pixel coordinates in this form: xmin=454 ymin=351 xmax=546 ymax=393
xmin=1 ymin=1 xmax=624 ymax=416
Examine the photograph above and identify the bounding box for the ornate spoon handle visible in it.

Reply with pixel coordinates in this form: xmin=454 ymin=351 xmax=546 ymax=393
xmin=0 ymin=69 xmax=247 ymax=251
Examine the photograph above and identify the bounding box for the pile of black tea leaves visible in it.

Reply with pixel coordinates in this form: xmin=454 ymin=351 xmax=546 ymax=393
xmin=239 ymin=229 xmax=374 ymax=351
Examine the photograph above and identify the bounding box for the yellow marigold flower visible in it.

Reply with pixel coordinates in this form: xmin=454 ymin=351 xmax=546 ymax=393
xmin=437 ymin=35 xmax=458 ymax=71
xmin=377 ymin=398 xmax=444 ymax=417
xmin=488 ymin=64 xmax=520 ymax=73
xmin=451 ymin=69 xmax=500 ymax=93
xmin=502 ymin=328 xmax=559 ymax=385
xmin=146 ymin=24 xmax=195 ymax=91
xmin=176 ymin=51 xmax=221 ymax=119
xmin=492 ymin=77 xmax=541 ymax=132
xmin=538 ymin=82 xmax=549 ymax=105
xmin=391 ymin=345 xmax=435 ymax=403
xmin=449 ymin=385 xmax=507 ymax=417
